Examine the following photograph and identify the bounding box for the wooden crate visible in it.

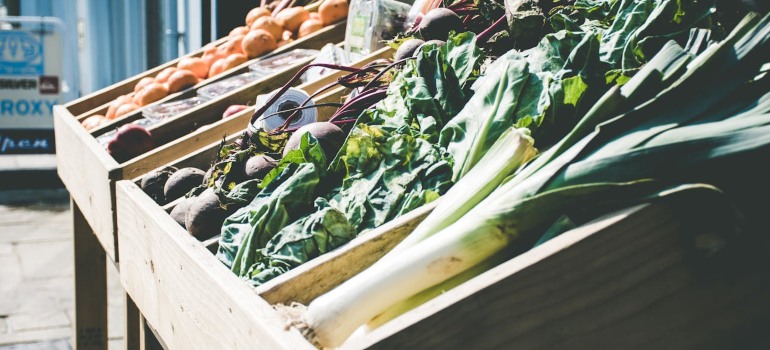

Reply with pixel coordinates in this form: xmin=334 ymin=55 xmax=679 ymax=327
xmin=54 ymin=16 xmax=348 ymax=262
xmin=115 ymin=173 xmax=770 ymax=349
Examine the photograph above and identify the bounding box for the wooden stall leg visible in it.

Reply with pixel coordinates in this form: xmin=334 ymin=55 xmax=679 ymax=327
xmin=140 ymin=316 xmax=165 ymax=350
xmin=125 ymin=294 xmax=141 ymax=350
xmin=72 ymin=198 xmax=108 ymax=350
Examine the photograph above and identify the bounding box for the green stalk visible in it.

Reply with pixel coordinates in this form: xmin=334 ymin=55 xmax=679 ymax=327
xmin=388 ymin=127 xmax=537 ymax=257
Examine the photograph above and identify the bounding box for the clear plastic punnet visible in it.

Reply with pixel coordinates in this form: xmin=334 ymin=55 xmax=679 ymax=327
xmin=143 ymin=96 xmax=210 ymax=121
xmin=344 ymin=0 xmax=413 ymax=62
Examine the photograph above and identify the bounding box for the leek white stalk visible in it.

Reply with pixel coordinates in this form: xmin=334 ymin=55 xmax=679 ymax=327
xmin=300 ymin=216 xmax=512 ymax=348
xmin=388 ymin=127 xmax=536 ymax=258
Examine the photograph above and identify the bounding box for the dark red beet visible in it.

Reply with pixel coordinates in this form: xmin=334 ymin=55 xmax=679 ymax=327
xmin=244 ymin=154 xmax=278 ymax=179
xmin=395 ymin=38 xmax=425 ymax=61
xmin=419 ymin=8 xmax=463 ymax=41
xmin=282 ymin=122 xmax=346 ymax=161
xmin=163 ymin=167 xmax=206 ymax=201
xmin=415 ymin=39 xmax=446 ymax=55
xmin=169 ymin=197 xmax=193 ymax=229
xmin=140 ymin=166 xmax=177 ymax=204
xmin=107 ymin=124 xmax=154 ymax=163
xmin=185 ymin=188 xmax=234 ymax=240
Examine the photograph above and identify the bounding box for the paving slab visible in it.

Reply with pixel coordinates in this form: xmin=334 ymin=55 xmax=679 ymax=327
xmin=0 ymin=192 xmax=123 ymax=347
xmin=15 ymin=241 xmax=73 ymax=280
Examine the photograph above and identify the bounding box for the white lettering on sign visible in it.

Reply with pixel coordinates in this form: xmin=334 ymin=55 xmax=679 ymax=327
xmin=0 ymin=135 xmax=50 ymax=152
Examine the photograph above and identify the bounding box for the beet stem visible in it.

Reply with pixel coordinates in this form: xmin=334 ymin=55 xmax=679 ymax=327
xmin=477 ymin=15 xmax=507 ymax=44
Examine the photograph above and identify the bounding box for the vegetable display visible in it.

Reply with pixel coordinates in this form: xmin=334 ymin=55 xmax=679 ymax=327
xmin=292 ymin=2 xmax=770 ymax=348
xmin=128 ymin=0 xmax=769 ymax=347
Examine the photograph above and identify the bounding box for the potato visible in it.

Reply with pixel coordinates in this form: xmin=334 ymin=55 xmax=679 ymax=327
xmin=106 ymin=94 xmax=133 ymax=119
xmin=155 ymin=67 xmax=178 ymax=84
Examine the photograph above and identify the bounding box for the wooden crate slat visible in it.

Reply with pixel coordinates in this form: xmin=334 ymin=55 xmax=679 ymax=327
xmin=116 ymin=181 xmax=314 ymax=350
xmin=257 ymin=201 xmax=438 ymax=305
xmin=343 ymin=200 xmax=770 ymax=349
xmin=54 ymin=106 xmax=120 ymax=260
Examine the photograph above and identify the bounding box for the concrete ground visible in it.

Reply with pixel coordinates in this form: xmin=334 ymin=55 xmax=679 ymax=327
xmin=0 ymin=182 xmax=126 ymax=348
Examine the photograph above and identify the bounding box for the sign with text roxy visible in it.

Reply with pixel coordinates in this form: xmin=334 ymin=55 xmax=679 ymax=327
xmin=0 ymin=18 xmax=66 ymax=154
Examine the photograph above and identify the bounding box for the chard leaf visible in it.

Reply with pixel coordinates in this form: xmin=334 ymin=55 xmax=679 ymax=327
xmin=246 ymin=205 xmax=357 ymax=286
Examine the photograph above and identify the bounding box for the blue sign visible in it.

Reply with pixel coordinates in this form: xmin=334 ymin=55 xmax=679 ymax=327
xmin=0 ymin=30 xmax=45 ymax=76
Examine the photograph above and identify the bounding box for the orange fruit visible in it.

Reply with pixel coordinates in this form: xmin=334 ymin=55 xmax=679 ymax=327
xmin=81 ymin=115 xmax=107 ymax=131
xmin=242 ymin=29 xmax=278 ymax=58
xmin=245 ymin=7 xmax=271 ymax=27
xmin=250 ymin=16 xmax=283 ymax=41
xmin=229 ymin=26 xmax=249 ymax=38
xmin=166 ymin=69 xmax=200 ymax=93
xmin=309 ymin=12 xmax=320 ymax=20
xmin=276 ymin=7 xmax=310 ymax=32
xmin=155 ymin=67 xmax=178 ymax=84
xmin=114 ymin=103 xmax=140 ymax=119
xmin=222 ymin=53 xmax=249 ymax=71
xmin=208 ymin=59 xmax=227 ymax=77
xmin=106 ymin=94 xmax=133 ymax=119
xmin=202 ymin=43 xmax=218 ymax=56
xmin=319 ymin=0 xmax=348 ymax=25
xmin=177 ymin=57 xmax=209 ymax=79
xmin=298 ymin=19 xmax=324 ymax=38
xmin=220 ymin=35 xmax=245 ymax=56
xmin=133 ymin=83 xmax=169 ymax=106
xmin=134 ymin=77 xmax=155 ymax=93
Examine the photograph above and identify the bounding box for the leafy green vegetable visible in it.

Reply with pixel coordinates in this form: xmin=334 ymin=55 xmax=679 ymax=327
xmin=218 ymin=33 xmax=485 ymax=285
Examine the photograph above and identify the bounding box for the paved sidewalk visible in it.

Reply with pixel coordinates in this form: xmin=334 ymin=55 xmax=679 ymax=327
xmin=0 ymin=190 xmax=125 ymax=349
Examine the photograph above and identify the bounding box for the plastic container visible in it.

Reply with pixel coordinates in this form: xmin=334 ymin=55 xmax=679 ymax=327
xmin=302 ymin=44 xmax=349 ymax=83
xmin=143 ymin=96 xmax=210 ymax=121
xmin=196 ymin=71 xmax=269 ymax=100
xmin=344 ymin=0 xmax=413 ymax=62
xmin=247 ymin=49 xmax=320 ymax=76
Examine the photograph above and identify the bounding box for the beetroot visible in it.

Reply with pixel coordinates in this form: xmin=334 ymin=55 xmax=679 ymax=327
xmin=416 ymin=39 xmax=446 ymax=55
xmin=140 ymin=166 xmax=177 ymax=204
xmin=163 ymin=167 xmax=206 ymax=201
xmin=185 ymin=188 xmax=234 ymax=240
xmin=169 ymin=197 xmax=193 ymax=229
xmin=244 ymin=154 xmax=278 ymax=179
xmin=107 ymin=124 xmax=154 ymax=163
xmin=282 ymin=122 xmax=346 ymax=161
xmin=395 ymin=39 xmax=425 ymax=61
xmin=418 ymin=8 xmax=464 ymax=41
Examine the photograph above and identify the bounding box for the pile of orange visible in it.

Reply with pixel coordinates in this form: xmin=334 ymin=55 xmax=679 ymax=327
xmin=82 ymin=0 xmax=349 ymax=131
